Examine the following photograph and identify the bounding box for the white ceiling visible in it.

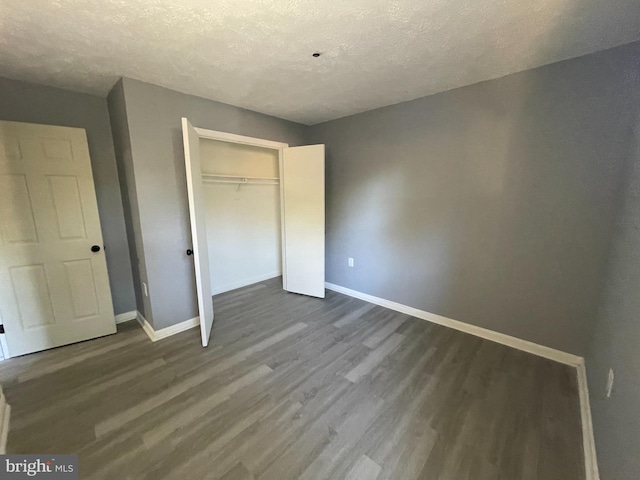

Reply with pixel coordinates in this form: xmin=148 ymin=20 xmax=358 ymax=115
xmin=1 ymin=0 xmax=639 ymax=125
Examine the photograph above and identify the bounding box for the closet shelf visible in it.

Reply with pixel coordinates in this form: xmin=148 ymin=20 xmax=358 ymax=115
xmin=201 ymin=173 xmax=279 ymax=185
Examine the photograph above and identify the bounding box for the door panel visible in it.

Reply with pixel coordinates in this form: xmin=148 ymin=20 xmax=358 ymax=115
xmin=40 ymin=137 xmax=74 ymax=161
xmin=63 ymin=259 xmax=100 ymax=318
xmin=282 ymin=145 xmax=325 ymax=298
xmin=0 ymin=121 xmax=116 ymax=357
xmin=0 ymin=174 xmax=38 ymax=244
xmin=182 ymin=118 xmax=214 ymax=347
xmin=48 ymin=175 xmax=87 ymax=239
xmin=10 ymin=264 xmax=56 ymax=329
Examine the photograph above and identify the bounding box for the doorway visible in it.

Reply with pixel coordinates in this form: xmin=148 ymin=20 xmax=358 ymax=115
xmin=200 ymin=139 xmax=283 ymax=295
xmin=181 ymin=119 xmax=325 ymax=347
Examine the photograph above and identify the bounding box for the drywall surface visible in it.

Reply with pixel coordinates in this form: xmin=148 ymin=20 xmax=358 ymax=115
xmin=200 ymin=139 xmax=282 ymax=294
xmin=107 ymin=79 xmax=151 ymax=320
xmin=203 ymin=184 xmax=282 ymax=294
xmin=120 ymin=78 xmax=306 ymax=329
xmin=3 ymin=0 xmax=640 ymax=124
xmin=0 ymin=76 xmax=135 ymax=315
xmin=308 ymin=41 xmax=640 ymax=356
xmin=586 ymin=114 xmax=640 ymax=478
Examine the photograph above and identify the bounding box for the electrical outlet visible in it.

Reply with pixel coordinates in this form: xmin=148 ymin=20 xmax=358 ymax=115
xmin=348 ymin=257 xmax=354 ymax=267
xmin=606 ymin=368 xmax=614 ymax=398
xmin=143 ymin=282 xmax=148 ymax=297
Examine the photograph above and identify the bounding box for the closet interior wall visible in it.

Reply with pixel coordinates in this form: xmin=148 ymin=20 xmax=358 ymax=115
xmin=199 ymin=138 xmax=282 ymax=295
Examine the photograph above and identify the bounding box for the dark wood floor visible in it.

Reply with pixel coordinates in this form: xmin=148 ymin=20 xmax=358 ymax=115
xmin=0 ymin=278 xmax=584 ymax=479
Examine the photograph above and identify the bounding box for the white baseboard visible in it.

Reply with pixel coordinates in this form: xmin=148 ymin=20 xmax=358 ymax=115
xmin=577 ymin=360 xmax=600 ymax=480
xmin=136 ymin=311 xmax=199 ymax=342
xmin=212 ymin=271 xmax=281 ymax=296
xmin=115 ymin=310 xmax=138 ymax=324
xmin=325 ymin=282 xmax=598 ymax=477
xmin=0 ymin=390 xmax=10 ymax=454
xmin=325 ymin=282 xmax=582 ymax=366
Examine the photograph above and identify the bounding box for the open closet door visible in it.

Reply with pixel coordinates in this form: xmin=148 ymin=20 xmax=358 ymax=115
xmin=182 ymin=118 xmax=214 ymax=346
xmin=282 ymin=145 xmax=325 ymax=298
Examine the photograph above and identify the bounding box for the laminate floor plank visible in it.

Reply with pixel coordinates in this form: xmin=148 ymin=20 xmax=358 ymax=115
xmin=0 ymin=277 xmax=585 ymax=480
xmin=344 ymin=455 xmax=382 ymax=480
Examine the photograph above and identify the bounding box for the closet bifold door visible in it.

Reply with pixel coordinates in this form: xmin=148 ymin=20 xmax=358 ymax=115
xmin=182 ymin=118 xmax=214 ymax=347
xmin=281 ymin=144 xmax=326 ymax=298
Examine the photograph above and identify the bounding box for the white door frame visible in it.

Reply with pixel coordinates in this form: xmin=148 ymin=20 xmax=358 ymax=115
xmin=190 ymin=125 xmax=290 ymax=290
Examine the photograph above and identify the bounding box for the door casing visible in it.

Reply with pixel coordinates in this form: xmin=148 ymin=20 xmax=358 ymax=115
xmin=183 ymin=119 xmax=326 ymax=348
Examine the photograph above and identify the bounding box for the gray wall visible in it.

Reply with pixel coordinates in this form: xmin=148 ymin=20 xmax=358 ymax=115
xmin=309 ymin=41 xmax=640 ymax=356
xmin=0 ymin=77 xmax=136 ymax=315
xmin=116 ymin=77 xmax=307 ymax=329
xmin=587 ymin=110 xmax=640 ymax=478
xmin=107 ymin=79 xmax=152 ymax=319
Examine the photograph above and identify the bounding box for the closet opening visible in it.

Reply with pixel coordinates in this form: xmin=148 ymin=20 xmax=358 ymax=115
xmin=200 ymin=139 xmax=283 ymax=296
xmin=182 ymin=118 xmax=325 ymax=347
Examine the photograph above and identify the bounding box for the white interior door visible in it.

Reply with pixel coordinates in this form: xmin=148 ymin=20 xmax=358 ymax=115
xmin=282 ymin=145 xmax=325 ymax=298
xmin=0 ymin=121 xmax=116 ymax=357
xmin=182 ymin=118 xmax=214 ymax=347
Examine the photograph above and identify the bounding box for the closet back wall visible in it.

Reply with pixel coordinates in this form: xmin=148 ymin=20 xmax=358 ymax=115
xmin=200 ymin=140 xmax=282 ymax=294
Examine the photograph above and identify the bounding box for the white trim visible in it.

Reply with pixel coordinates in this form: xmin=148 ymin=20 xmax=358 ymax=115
xmin=136 ymin=312 xmax=200 ymax=342
xmin=325 ymin=281 xmax=600 ymax=478
xmin=279 ymin=148 xmax=288 ymax=291
xmin=194 ymin=126 xmax=289 ymax=150
xmin=115 ymin=310 xmax=138 ymax=324
xmin=136 ymin=311 xmax=156 ymax=342
xmin=184 ymin=119 xmax=292 ymax=344
xmin=577 ymin=359 xmax=600 ymax=480
xmin=212 ymin=271 xmax=281 ymax=296
xmin=0 ymin=391 xmax=10 ymax=454
xmin=325 ymin=282 xmax=582 ymax=366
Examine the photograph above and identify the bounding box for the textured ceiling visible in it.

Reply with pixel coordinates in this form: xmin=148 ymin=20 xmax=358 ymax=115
xmin=1 ymin=1 xmax=640 ymax=125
